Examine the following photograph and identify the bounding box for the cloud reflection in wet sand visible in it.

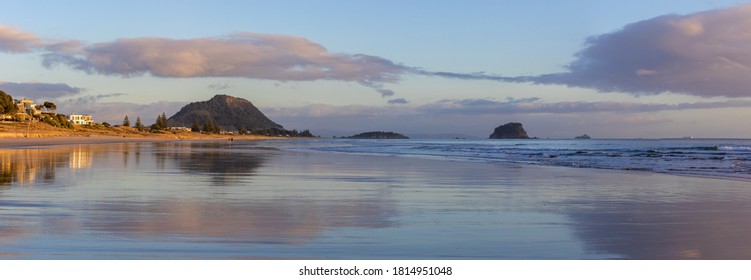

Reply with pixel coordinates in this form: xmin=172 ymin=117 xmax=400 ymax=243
xmin=539 ymin=170 xmax=751 ymax=259
xmin=569 ymin=199 xmax=751 ymax=259
xmin=85 ymin=197 xmax=394 ymax=245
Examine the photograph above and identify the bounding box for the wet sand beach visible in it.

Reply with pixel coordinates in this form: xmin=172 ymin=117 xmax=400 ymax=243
xmin=0 ymin=136 xmax=175 ymax=148
xmin=0 ymin=122 xmax=287 ymax=149
xmin=1 ymin=140 xmax=751 ymax=259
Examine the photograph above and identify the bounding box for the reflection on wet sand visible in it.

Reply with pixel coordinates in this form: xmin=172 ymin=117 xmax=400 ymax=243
xmin=89 ymin=142 xmax=395 ymax=244
xmin=85 ymin=197 xmax=394 ymax=245
xmin=1 ymin=142 xmax=396 ymax=258
xmin=0 ymin=148 xmax=79 ymax=186
xmin=569 ymin=199 xmax=751 ymax=259
xmin=3 ymin=141 xmax=751 ymax=259
xmin=153 ymin=142 xmax=267 ymax=185
xmin=534 ymin=170 xmax=751 ymax=259
xmin=0 ymin=223 xmax=33 ymax=245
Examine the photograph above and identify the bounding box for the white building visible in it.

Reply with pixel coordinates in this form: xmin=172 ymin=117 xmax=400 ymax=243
xmin=69 ymin=114 xmax=93 ymax=125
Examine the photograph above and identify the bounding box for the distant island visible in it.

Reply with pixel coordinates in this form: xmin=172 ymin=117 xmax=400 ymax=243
xmin=489 ymin=122 xmax=530 ymax=139
xmin=575 ymin=134 xmax=591 ymax=139
xmin=346 ymin=131 xmax=409 ymax=139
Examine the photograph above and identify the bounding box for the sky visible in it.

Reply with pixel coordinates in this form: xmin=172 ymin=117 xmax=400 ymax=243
xmin=2 ymin=0 xmax=751 ymax=138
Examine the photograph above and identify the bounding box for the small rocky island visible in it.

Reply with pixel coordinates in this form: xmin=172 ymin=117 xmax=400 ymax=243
xmin=347 ymin=131 xmax=409 ymax=139
xmin=489 ymin=122 xmax=530 ymax=139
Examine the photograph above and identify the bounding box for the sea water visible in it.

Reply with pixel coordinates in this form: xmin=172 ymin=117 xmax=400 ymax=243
xmin=275 ymin=138 xmax=751 ymax=181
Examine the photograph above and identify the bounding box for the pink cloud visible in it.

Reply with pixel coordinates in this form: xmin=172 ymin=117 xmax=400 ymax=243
xmin=527 ymin=4 xmax=751 ymax=98
xmin=41 ymin=33 xmax=407 ymax=87
xmin=0 ymin=24 xmax=42 ymax=53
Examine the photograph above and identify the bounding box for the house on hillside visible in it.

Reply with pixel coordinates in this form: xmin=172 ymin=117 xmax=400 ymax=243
xmin=15 ymin=99 xmax=41 ymax=119
xmin=169 ymin=127 xmax=192 ymax=132
xmin=69 ymin=114 xmax=93 ymax=125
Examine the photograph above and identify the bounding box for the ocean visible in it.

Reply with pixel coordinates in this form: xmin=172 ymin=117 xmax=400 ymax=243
xmin=276 ymin=138 xmax=751 ymax=181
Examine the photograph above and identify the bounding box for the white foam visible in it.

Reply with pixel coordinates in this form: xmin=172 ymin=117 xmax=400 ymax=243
xmin=719 ymin=145 xmax=751 ymax=151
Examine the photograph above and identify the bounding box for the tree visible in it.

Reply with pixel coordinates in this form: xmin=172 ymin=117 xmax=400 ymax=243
xmin=191 ymin=119 xmax=200 ymax=132
xmin=123 ymin=115 xmax=130 ymax=127
xmin=202 ymin=119 xmax=220 ymax=134
xmin=135 ymin=117 xmax=144 ymax=131
xmin=202 ymin=121 xmax=211 ymax=133
xmin=152 ymin=112 xmax=168 ymax=130
xmin=0 ymin=90 xmax=18 ymax=115
xmin=43 ymin=101 xmax=57 ymax=112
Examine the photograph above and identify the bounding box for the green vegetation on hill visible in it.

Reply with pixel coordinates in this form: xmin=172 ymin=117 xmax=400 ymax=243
xmin=166 ymin=94 xmax=283 ymax=132
xmin=42 ymin=114 xmax=74 ymax=129
xmin=0 ymin=90 xmax=18 ymax=115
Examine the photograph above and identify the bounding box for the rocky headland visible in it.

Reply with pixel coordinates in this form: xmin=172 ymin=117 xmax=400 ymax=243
xmin=489 ymin=122 xmax=530 ymax=139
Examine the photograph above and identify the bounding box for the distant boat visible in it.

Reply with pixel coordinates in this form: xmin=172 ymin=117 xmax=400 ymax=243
xmin=682 ymin=136 xmax=694 ymax=139
xmin=575 ymin=134 xmax=591 ymax=139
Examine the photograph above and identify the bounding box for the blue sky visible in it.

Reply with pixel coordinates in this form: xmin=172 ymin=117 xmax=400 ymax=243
xmin=2 ymin=1 xmax=751 ymax=138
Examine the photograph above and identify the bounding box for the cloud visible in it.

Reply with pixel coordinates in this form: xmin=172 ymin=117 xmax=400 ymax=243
xmin=411 ymin=5 xmax=751 ymax=98
xmin=377 ymin=89 xmax=394 ymax=97
xmin=0 ymin=82 xmax=83 ymax=99
xmin=421 ymin=98 xmax=751 ymax=115
xmin=11 ymin=4 xmax=751 ymax=99
xmin=64 ymin=93 xmax=127 ymax=104
xmin=41 ymin=33 xmax=409 ymax=89
xmin=0 ymin=24 xmax=42 ymax=53
xmin=208 ymin=82 xmax=232 ymax=90
xmin=387 ymin=98 xmax=409 ymax=105
xmin=0 ymin=24 xmax=488 ymax=97
xmin=267 ymin=98 xmax=751 ymax=119
xmin=521 ymin=4 xmax=751 ymax=98
xmin=412 ymin=70 xmax=518 ymax=82
xmin=264 ymin=104 xmax=403 ymax=118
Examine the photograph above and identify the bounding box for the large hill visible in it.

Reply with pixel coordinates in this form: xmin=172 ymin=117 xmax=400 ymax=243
xmin=166 ymin=95 xmax=283 ymax=131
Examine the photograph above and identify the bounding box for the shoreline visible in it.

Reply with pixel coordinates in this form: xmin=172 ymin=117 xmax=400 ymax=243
xmin=0 ymin=134 xmax=292 ymax=148
xmin=0 ymin=122 xmax=295 ymax=148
